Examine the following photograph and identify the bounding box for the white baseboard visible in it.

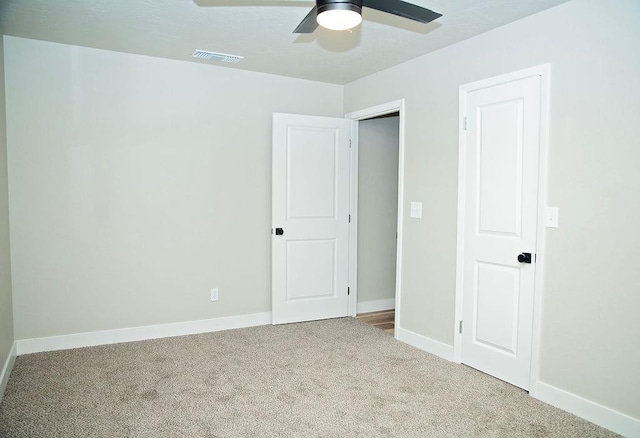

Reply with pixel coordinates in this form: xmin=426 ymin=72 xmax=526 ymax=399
xmin=356 ymin=298 xmax=395 ymax=314
xmin=395 ymin=326 xmax=454 ymax=362
xmin=0 ymin=342 xmax=17 ymax=401
xmin=535 ymin=381 xmax=639 ymax=437
xmin=16 ymin=312 xmax=272 ymax=355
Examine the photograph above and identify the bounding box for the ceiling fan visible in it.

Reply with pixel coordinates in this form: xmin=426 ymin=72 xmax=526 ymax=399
xmin=293 ymin=0 xmax=442 ymax=33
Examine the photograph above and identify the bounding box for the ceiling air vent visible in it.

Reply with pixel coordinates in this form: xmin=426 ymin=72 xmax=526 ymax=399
xmin=191 ymin=50 xmax=243 ymax=64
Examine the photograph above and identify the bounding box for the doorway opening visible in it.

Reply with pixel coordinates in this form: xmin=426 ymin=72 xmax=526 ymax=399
xmin=355 ymin=113 xmax=399 ymax=334
xmin=346 ymin=100 xmax=405 ymax=338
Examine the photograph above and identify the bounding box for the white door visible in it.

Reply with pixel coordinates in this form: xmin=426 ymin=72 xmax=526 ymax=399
xmin=461 ymin=74 xmax=542 ymax=390
xmin=272 ymin=113 xmax=351 ymax=325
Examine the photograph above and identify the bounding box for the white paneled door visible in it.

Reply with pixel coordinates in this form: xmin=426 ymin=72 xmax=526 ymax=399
xmin=272 ymin=113 xmax=351 ymax=325
xmin=461 ymin=74 xmax=542 ymax=390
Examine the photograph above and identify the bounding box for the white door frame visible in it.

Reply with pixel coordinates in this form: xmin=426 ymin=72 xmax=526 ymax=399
xmin=453 ymin=64 xmax=551 ymax=396
xmin=345 ymin=99 xmax=405 ymax=337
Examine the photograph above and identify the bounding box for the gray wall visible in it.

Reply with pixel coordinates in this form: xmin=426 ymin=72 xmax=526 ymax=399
xmin=5 ymin=37 xmax=344 ymax=339
xmin=0 ymin=32 xmax=14 ymax=375
xmin=357 ymin=117 xmax=399 ymax=305
xmin=344 ymin=0 xmax=640 ymax=419
xmin=3 ymin=0 xmax=638 ymax=423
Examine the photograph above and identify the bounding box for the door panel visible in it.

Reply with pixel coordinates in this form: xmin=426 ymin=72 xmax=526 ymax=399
xmin=461 ymin=75 xmax=541 ymax=390
xmin=287 ymin=127 xmax=337 ymax=219
xmin=272 ymin=113 xmax=350 ymax=325
xmin=286 ymin=239 xmax=336 ymax=300
xmin=478 ymin=99 xmax=523 ymax=236
xmin=475 ymin=261 xmax=520 ymax=355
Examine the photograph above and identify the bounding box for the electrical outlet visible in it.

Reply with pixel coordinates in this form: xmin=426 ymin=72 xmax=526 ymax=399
xmin=210 ymin=288 xmax=219 ymax=302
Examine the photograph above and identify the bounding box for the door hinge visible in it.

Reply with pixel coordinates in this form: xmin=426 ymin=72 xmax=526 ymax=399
xmin=349 ymin=214 xmax=351 ymax=223
xmin=463 ymin=117 xmax=468 ymax=131
xmin=347 ymin=287 xmax=350 ymax=296
xmin=459 ymin=320 xmax=463 ymax=334
xmin=349 ymin=139 xmax=352 ymax=148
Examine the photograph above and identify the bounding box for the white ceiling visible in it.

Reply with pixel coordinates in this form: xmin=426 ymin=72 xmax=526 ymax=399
xmin=0 ymin=0 xmax=570 ymax=84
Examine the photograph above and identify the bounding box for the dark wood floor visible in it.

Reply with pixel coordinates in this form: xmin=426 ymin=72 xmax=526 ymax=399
xmin=356 ymin=310 xmax=395 ymax=334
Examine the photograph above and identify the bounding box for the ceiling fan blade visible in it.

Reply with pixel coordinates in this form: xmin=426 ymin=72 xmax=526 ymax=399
xmin=363 ymin=0 xmax=441 ymax=24
xmin=293 ymin=6 xmax=319 ymax=33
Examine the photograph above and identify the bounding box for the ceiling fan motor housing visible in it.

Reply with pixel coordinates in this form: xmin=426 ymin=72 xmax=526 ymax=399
xmin=294 ymin=0 xmax=441 ymax=34
xmin=317 ymin=0 xmax=363 ymax=16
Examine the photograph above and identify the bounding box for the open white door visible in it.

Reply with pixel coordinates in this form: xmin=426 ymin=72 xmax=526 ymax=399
xmin=272 ymin=113 xmax=351 ymax=325
xmin=460 ymin=73 xmax=543 ymax=390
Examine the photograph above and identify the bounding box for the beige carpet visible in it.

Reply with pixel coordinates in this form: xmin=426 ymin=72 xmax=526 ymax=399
xmin=0 ymin=318 xmax=617 ymax=437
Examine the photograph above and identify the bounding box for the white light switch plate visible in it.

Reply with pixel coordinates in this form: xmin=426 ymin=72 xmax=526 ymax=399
xmin=545 ymin=207 xmax=559 ymax=228
xmin=410 ymin=202 xmax=423 ymax=219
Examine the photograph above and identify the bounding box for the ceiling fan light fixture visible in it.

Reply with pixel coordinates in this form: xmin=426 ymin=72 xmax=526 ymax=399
xmin=316 ymin=3 xmax=362 ymax=31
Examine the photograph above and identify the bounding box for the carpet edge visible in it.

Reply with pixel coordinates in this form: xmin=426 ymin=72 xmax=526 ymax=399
xmin=0 ymin=341 xmax=16 ymax=401
xmin=15 ymin=312 xmax=272 ymax=355
xmin=395 ymin=326 xmax=455 ymax=361
xmin=535 ymin=381 xmax=639 ymax=437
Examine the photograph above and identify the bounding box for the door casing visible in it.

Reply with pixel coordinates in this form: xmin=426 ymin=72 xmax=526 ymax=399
xmin=454 ymin=64 xmax=551 ymax=396
xmin=345 ymin=100 xmax=406 ymax=336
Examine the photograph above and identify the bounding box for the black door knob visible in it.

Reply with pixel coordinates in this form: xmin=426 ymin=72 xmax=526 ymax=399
xmin=275 ymin=228 xmax=284 ymax=236
xmin=517 ymin=253 xmax=532 ymax=264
